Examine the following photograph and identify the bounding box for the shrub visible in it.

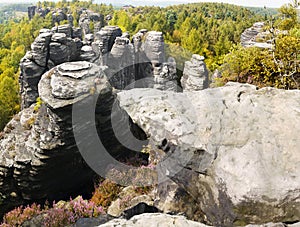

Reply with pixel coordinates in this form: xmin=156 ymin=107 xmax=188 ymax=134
xmin=91 ymin=179 xmax=123 ymax=210
xmin=43 ymin=196 xmax=104 ymax=227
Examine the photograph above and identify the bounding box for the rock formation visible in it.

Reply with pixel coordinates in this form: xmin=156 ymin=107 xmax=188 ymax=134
xmin=107 ymin=37 xmax=135 ymax=89
xmin=19 ymin=25 xmax=83 ymax=109
xmin=117 ymin=82 xmax=300 ymax=226
xmin=241 ymin=22 xmax=273 ymax=49
xmin=144 ymin=31 xmax=165 ymax=64
xmin=0 ymin=62 xmax=105 ymax=217
xmin=153 ymin=58 xmax=178 ymax=91
xmin=52 ymin=9 xmax=68 ymax=25
xmin=181 ymin=54 xmax=209 ymax=91
xmin=79 ymin=10 xmax=105 ymax=36
xmin=28 ymin=6 xmax=37 ymax=20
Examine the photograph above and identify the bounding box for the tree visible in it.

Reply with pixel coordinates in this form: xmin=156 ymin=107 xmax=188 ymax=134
xmin=276 ymin=4 xmax=297 ymax=30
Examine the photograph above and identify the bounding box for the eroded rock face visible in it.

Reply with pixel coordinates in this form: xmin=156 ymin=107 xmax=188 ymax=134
xmin=117 ymin=82 xmax=300 ymax=226
xmin=181 ymin=54 xmax=209 ymax=91
xmin=20 ymin=25 xmax=84 ymax=109
xmin=144 ymin=31 xmax=165 ymax=64
xmin=0 ymin=62 xmax=113 ymax=218
xmin=108 ymin=37 xmax=135 ymax=89
xmin=79 ymin=10 xmax=104 ymax=36
xmin=153 ymin=57 xmax=178 ymax=91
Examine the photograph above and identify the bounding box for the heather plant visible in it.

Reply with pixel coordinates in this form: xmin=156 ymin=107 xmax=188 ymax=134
xmin=44 ymin=196 xmax=104 ymax=227
xmin=1 ymin=197 xmax=104 ymax=227
xmin=1 ymin=203 xmax=42 ymax=227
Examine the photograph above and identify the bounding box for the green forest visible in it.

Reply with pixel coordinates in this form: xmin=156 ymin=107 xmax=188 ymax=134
xmin=0 ymin=0 xmax=299 ymax=131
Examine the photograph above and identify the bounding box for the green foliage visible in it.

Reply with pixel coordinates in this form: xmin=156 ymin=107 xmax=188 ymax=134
xmin=110 ymin=3 xmax=261 ymax=70
xmin=218 ymin=2 xmax=300 ymax=90
xmin=0 ymin=10 xmax=53 ymax=131
xmin=34 ymin=97 xmax=43 ymax=113
xmin=275 ymin=4 xmax=298 ymax=30
xmin=219 ymin=33 xmax=300 ymax=89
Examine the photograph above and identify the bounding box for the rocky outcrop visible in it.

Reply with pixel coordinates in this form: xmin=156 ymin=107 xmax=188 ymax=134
xmin=79 ymin=10 xmax=105 ymax=36
xmin=20 ymin=25 xmax=84 ymax=109
xmin=241 ymin=22 xmax=273 ymax=49
xmin=98 ymin=213 xmax=210 ymax=227
xmin=19 ymin=31 xmax=52 ymax=109
xmin=144 ymin=31 xmax=165 ymax=64
xmin=107 ymin=37 xmax=135 ymax=89
xmin=19 ymin=24 xmax=185 ymax=109
xmin=153 ymin=57 xmax=178 ymax=91
xmin=181 ymin=54 xmax=209 ymax=91
xmin=0 ymin=62 xmax=111 ymax=218
xmin=28 ymin=6 xmax=37 ymax=20
xmin=52 ymin=9 xmax=68 ymax=25
xmin=117 ymin=82 xmax=300 ymax=226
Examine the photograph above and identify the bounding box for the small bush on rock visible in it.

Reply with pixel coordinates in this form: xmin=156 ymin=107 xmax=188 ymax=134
xmin=91 ymin=179 xmax=123 ymax=210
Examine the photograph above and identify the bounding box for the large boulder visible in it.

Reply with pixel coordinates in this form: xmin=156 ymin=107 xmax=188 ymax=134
xmin=117 ymin=82 xmax=300 ymax=226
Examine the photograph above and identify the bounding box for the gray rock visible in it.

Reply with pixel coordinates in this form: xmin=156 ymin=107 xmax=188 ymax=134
xmin=52 ymin=9 xmax=67 ymax=25
xmin=72 ymin=27 xmax=83 ymax=39
xmin=79 ymin=10 xmax=105 ymax=36
xmin=95 ymin=26 xmax=122 ymax=53
xmin=153 ymin=57 xmax=178 ymax=91
xmin=181 ymin=54 xmax=209 ymax=91
xmin=67 ymin=14 xmax=74 ymax=27
xmin=19 ymin=57 xmax=46 ymax=109
xmin=19 ymin=30 xmax=53 ymax=108
xmin=28 ymin=6 xmax=36 ymax=20
xmin=108 ymin=37 xmax=135 ymax=89
xmin=98 ymin=213 xmax=209 ymax=227
xmin=144 ymin=31 xmax=165 ymax=64
xmin=0 ymin=62 xmax=114 ymax=218
xmin=93 ymin=26 xmax=122 ymax=66
xmin=80 ymin=45 xmax=96 ymax=62
xmin=57 ymin=24 xmax=72 ymax=37
xmin=84 ymin=33 xmax=94 ymax=44
xmin=74 ymin=215 xmax=114 ymax=227
xmin=49 ymin=36 xmax=78 ymax=65
xmin=30 ymin=32 xmax=53 ymax=67
xmin=117 ymin=83 xmax=300 ymax=226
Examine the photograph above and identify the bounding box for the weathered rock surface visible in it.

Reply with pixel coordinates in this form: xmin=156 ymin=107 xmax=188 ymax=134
xmin=181 ymin=54 xmax=209 ymax=91
xmin=241 ymin=22 xmax=273 ymax=49
xmin=79 ymin=10 xmax=104 ymax=36
xmin=144 ymin=31 xmax=165 ymax=64
xmin=98 ymin=213 xmax=210 ymax=227
xmin=0 ymin=62 xmax=113 ymax=218
xmin=117 ymin=82 xmax=300 ymax=226
xmin=153 ymin=57 xmax=178 ymax=91
xmin=19 ymin=24 xmax=90 ymax=109
xmin=107 ymin=37 xmax=135 ymax=89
